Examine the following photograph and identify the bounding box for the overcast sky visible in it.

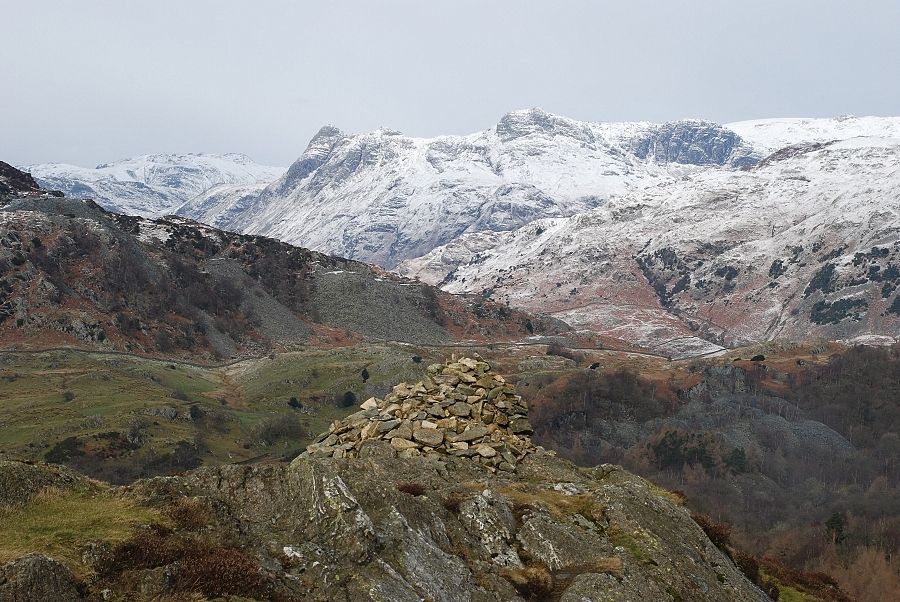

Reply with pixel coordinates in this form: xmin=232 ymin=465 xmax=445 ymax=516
xmin=4 ymin=0 xmax=899 ymax=167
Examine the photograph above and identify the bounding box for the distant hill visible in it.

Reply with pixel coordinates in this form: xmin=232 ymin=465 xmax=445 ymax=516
xmin=28 ymin=153 xmax=284 ymax=217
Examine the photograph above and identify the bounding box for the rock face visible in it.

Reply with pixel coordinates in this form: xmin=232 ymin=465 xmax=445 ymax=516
xmin=0 ymin=554 xmax=83 ymax=601
xmin=0 ymin=161 xmax=55 ymax=197
xmin=305 ymin=356 xmax=537 ymax=472
xmin=629 ymin=120 xmax=756 ymax=167
xmin=148 ymin=450 xmax=770 ymax=601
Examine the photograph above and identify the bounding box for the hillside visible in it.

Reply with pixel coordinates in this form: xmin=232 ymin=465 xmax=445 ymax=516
xmin=0 ymin=338 xmax=887 ymax=599
xmin=0 ymin=164 xmax=566 ymax=361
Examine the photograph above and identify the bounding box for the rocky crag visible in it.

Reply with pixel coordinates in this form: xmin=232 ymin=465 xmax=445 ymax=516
xmin=305 ymin=356 xmax=538 ymax=471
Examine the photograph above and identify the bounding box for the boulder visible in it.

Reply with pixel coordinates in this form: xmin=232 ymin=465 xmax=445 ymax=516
xmin=0 ymin=554 xmax=83 ymax=601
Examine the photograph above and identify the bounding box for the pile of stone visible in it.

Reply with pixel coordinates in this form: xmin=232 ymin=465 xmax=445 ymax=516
xmin=305 ymin=356 xmax=537 ymax=472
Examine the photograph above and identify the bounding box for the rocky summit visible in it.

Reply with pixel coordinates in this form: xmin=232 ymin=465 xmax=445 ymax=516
xmin=305 ymin=356 xmax=538 ymax=471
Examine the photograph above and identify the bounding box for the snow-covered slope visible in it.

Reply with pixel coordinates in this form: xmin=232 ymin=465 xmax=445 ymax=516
xmin=727 ymin=115 xmax=900 ymax=155
xmin=29 ymin=153 xmax=284 ymax=217
xmin=404 ymin=135 xmax=900 ymax=357
xmin=176 ymin=109 xmax=759 ymax=267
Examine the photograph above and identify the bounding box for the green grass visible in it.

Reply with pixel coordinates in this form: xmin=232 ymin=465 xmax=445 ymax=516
xmin=758 ymin=569 xmax=825 ymax=602
xmin=0 ymin=351 xmax=218 ymax=455
xmin=0 ymin=485 xmax=161 ymax=573
xmin=774 ymin=585 xmax=821 ymax=602
xmin=608 ymin=525 xmax=654 ymax=564
xmin=0 ymin=344 xmax=443 ymax=476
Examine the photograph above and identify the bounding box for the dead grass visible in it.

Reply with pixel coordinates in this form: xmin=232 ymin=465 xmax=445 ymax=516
xmin=442 ymin=491 xmax=467 ymax=513
xmin=501 ymin=562 xmax=554 ymax=601
xmin=498 ymin=483 xmax=604 ymax=523
xmin=0 ymin=486 xmax=162 ymax=574
xmin=647 ymin=481 xmax=686 ymax=505
xmin=395 ymin=481 xmax=427 ymax=496
xmin=165 ymin=497 xmax=211 ymax=531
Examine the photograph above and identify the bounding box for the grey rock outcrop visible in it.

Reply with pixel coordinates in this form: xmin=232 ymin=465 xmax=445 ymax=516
xmin=0 ymin=554 xmax=83 ymax=601
xmin=0 ymin=461 xmax=85 ymax=508
xmin=150 ymin=450 xmax=770 ymax=601
xmin=629 ymin=120 xmax=758 ymax=167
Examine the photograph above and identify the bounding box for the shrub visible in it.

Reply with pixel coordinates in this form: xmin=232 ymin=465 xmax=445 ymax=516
xmin=649 ymin=430 xmax=718 ymax=472
xmin=769 ymin=259 xmax=786 ymax=279
xmin=45 ymin=436 xmax=83 ymax=463
xmin=62 ymin=390 xmax=76 ymax=402
xmin=732 ymin=549 xmax=759 ymax=583
xmin=804 ymin=263 xmax=836 ymax=297
xmin=98 ymin=528 xmax=281 ymax=599
xmin=361 ymin=368 xmax=370 ymax=382
xmin=760 ymin=557 xmax=851 ymax=602
xmin=546 ymin=342 xmax=583 ymax=363
xmin=173 ymin=546 xmax=270 ymax=599
xmin=502 ymin=563 xmax=554 ymax=600
xmin=692 ymin=513 xmax=731 ymax=551
xmin=166 ymin=498 xmax=211 ymax=531
xmin=396 ymin=482 xmax=426 ymax=496
xmin=442 ymin=492 xmax=466 ymax=513
xmin=252 ymin=414 xmax=304 ymax=446
xmin=97 ymin=528 xmax=185 ymax=575
xmin=338 ymin=391 xmax=357 ymax=408
xmin=155 ymin=330 xmax=174 ymax=352
xmin=715 ymin=265 xmax=739 ymax=281
xmin=810 ymin=298 xmax=867 ymax=325
xmin=287 ymin=397 xmax=303 ymax=409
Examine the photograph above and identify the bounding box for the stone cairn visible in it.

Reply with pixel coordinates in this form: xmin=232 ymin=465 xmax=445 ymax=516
xmin=304 ymin=356 xmax=537 ymax=472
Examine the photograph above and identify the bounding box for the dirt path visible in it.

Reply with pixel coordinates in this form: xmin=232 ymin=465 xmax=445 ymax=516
xmin=204 ymin=368 xmax=247 ymax=409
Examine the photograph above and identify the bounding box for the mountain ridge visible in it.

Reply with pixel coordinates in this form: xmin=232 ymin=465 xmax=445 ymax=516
xmin=174 ymin=109 xmax=769 ymax=269
xmin=28 ymin=152 xmax=284 ymax=218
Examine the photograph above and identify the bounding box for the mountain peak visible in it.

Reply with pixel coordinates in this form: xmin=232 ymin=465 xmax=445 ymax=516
xmin=495 ymin=107 xmax=592 ymax=142
xmin=309 ymin=124 xmax=345 ymax=142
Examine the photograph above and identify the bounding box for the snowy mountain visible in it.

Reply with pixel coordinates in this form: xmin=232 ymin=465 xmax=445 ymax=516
xmin=176 ymin=109 xmax=761 ymax=268
xmin=402 ymin=133 xmax=900 ymax=357
xmin=28 ymin=153 xmax=284 ymax=217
